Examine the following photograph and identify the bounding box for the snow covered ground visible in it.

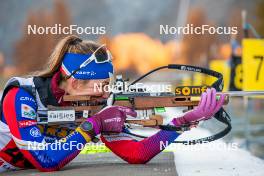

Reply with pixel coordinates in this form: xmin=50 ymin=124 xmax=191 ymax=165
xmin=131 ymin=126 xmax=264 ymax=175
xmin=170 ymin=128 xmax=264 ymax=176
xmin=132 ymin=105 xmax=264 ymax=176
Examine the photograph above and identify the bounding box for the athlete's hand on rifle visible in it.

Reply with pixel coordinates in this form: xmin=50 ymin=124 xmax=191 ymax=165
xmin=172 ymin=88 xmax=226 ymax=127
xmin=86 ymin=106 xmax=137 ymax=135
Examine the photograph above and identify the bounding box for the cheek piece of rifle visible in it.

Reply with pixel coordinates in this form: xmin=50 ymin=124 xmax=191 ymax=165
xmin=44 ymin=64 xmax=232 ymax=145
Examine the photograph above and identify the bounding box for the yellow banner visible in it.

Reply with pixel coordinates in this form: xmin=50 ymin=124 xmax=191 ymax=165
xmin=242 ymin=39 xmax=264 ymax=91
xmin=207 ymin=60 xmax=230 ymax=92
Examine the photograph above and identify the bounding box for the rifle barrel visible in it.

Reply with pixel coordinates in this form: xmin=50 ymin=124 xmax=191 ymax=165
xmin=221 ymin=91 xmax=264 ymax=97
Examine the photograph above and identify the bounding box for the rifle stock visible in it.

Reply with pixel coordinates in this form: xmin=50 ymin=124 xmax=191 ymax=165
xmin=59 ymin=94 xmax=229 ymax=127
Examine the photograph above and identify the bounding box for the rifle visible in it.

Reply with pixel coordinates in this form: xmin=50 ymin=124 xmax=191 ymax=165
xmin=38 ymin=64 xmax=264 ymax=144
xmin=47 ymin=91 xmax=228 ymax=126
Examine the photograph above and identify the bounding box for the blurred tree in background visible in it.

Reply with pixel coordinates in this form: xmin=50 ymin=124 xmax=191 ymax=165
xmin=109 ymin=33 xmax=172 ymax=75
xmin=256 ymin=1 xmax=264 ymax=37
xmin=228 ymin=8 xmax=243 ymax=42
xmin=0 ymin=52 xmax=4 ymax=74
xmin=14 ymin=0 xmax=71 ymax=75
xmin=182 ymin=8 xmax=217 ymax=67
xmin=8 ymin=0 xmax=261 ymax=78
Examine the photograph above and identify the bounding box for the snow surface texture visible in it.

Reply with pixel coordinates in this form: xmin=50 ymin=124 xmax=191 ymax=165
xmin=132 ymin=105 xmax=264 ymax=176
xmin=170 ymin=128 xmax=264 ymax=176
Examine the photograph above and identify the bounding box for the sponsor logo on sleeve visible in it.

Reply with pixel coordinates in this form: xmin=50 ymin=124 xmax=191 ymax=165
xmin=20 ymin=97 xmax=36 ymax=102
xmin=21 ymin=104 xmax=36 ymax=119
xmin=30 ymin=127 xmax=41 ymax=138
xmin=18 ymin=120 xmax=37 ymax=128
xmin=104 ymin=117 xmax=121 ymax=123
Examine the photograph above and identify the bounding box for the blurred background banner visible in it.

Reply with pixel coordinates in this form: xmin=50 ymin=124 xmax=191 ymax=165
xmin=0 ymin=0 xmax=264 ymax=78
xmin=0 ymin=0 xmax=264 ymax=159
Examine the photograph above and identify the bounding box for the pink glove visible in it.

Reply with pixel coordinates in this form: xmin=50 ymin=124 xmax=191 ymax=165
xmin=172 ymin=88 xmax=226 ymax=127
xmin=87 ymin=106 xmax=137 ymax=135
